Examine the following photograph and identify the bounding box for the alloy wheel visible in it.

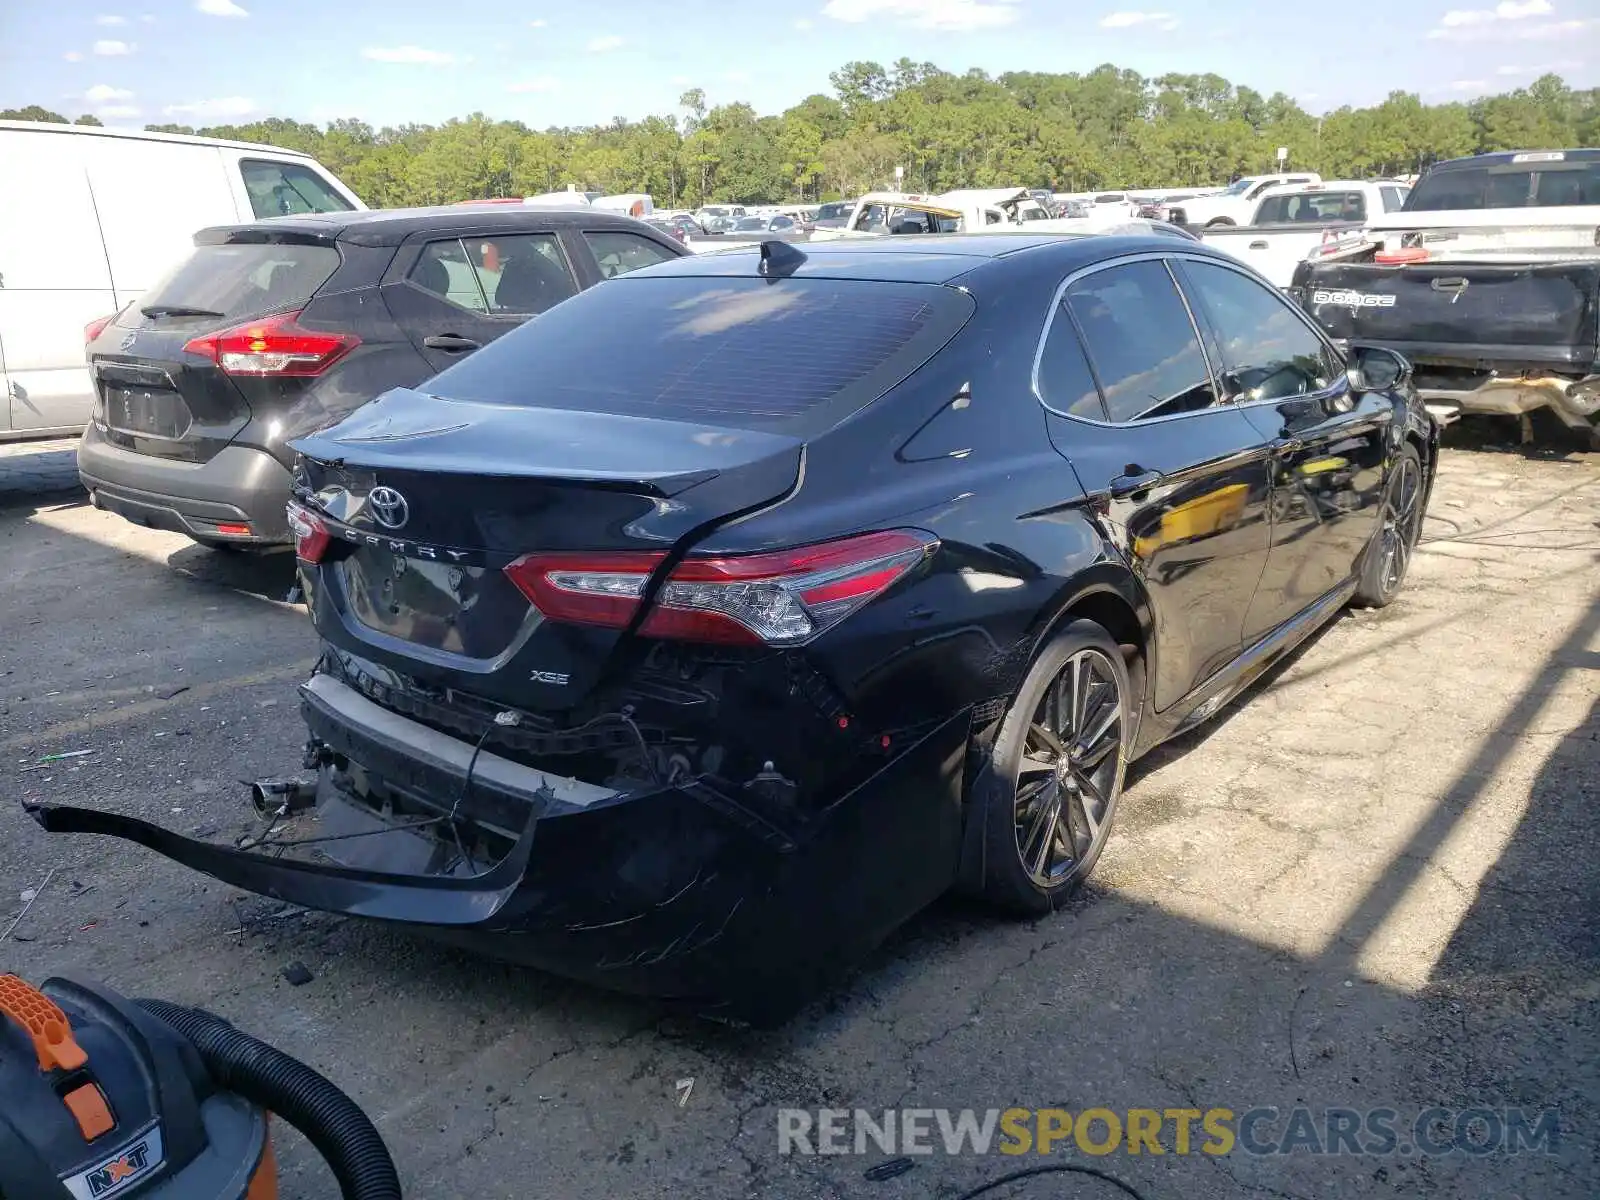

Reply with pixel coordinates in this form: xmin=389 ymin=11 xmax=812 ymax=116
xmin=1379 ymin=456 xmax=1423 ymax=597
xmin=1012 ymin=648 xmax=1126 ymax=888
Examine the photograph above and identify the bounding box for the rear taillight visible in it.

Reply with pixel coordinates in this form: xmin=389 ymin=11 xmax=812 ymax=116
xmin=285 ymin=499 xmax=330 ymax=563
xmin=85 ymin=313 xmax=117 ymax=346
xmin=504 ymin=529 xmax=936 ymax=646
xmin=184 ymin=311 xmax=358 ymax=377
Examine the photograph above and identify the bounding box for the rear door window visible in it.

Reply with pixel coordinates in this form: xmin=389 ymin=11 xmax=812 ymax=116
xmin=411 ymin=234 xmax=578 ymax=316
xmin=1034 ymin=304 xmax=1108 ymax=420
xmin=115 ymin=242 xmax=341 ymax=328
xmin=1065 ymin=260 xmax=1217 ymax=423
xmin=425 ymin=276 xmax=975 ymax=434
xmin=1380 ymin=186 xmax=1409 ymax=212
xmin=582 ymin=230 xmax=680 ymax=279
xmin=240 ymin=159 xmax=355 ymax=218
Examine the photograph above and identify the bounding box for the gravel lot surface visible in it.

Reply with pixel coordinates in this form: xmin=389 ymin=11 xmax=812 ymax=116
xmin=2 ymin=426 xmax=1595 ymax=1199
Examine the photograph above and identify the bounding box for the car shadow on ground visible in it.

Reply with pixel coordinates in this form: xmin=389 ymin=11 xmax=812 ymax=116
xmin=165 ymin=541 xmax=300 ymax=606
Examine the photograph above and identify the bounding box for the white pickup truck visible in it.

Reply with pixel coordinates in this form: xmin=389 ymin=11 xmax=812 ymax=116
xmin=810 ymin=187 xmax=1069 ymax=241
xmin=1199 ymin=180 xmax=1412 ymax=287
xmin=1169 ymin=172 xmax=1323 ymax=227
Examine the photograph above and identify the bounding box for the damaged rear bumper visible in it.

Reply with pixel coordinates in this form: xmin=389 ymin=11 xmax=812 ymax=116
xmin=29 ymin=675 xmax=970 ymax=1024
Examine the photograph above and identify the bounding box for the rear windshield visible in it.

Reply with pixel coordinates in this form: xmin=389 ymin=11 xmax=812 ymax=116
xmin=425 ymin=275 xmax=975 ymax=434
xmin=116 ymin=242 xmax=340 ymax=327
xmin=1255 ymin=190 xmax=1367 ymax=223
xmin=1404 ymin=159 xmax=1600 ymax=210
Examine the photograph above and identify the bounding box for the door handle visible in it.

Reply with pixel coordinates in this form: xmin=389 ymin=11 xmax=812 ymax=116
xmin=1270 ymin=436 xmax=1305 ymax=455
xmin=1248 ymin=240 xmax=1269 ymax=250
xmin=1108 ymin=468 xmax=1163 ymax=499
xmin=423 ymin=334 xmax=480 ymax=352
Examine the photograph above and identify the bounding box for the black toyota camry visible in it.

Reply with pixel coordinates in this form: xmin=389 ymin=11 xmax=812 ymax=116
xmin=36 ymin=233 xmax=1437 ymax=1024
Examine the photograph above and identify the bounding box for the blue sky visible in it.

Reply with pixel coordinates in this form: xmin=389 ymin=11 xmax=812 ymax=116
xmin=4 ymin=0 xmax=1597 ymax=130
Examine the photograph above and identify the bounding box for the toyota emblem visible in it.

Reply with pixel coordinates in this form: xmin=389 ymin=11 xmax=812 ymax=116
xmin=368 ymin=486 xmax=410 ymax=530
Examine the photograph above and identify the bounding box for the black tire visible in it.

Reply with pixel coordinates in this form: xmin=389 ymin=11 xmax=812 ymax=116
xmin=1205 ymin=217 xmax=1235 ymax=228
xmin=1353 ymin=444 xmax=1425 ymax=608
xmin=973 ymin=619 xmax=1131 ymax=915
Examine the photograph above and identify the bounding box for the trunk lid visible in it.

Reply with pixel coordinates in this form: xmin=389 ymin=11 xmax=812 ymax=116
xmin=1297 ymin=260 xmax=1600 ymax=365
xmin=89 ymin=236 xmax=343 ymax=462
xmin=290 ymin=387 xmax=804 ymax=709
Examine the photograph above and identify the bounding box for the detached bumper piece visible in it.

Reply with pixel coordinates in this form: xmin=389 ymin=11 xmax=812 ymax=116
xmin=29 ymin=676 xmax=970 ymax=1026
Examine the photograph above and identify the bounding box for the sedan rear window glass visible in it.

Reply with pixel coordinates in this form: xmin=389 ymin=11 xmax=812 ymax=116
xmin=1065 ymin=261 xmax=1217 ymax=423
xmin=116 ymin=242 xmax=340 ymax=327
xmin=1405 ymin=160 xmax=1600 ymax=210
xmin=425 ymin=276 xmax=974 ymax=434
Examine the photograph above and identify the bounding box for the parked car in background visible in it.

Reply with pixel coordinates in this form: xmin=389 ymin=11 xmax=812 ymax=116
xmin=645 ymin=217 xmax=689 ymax=244
xmin=1199 ymin=180 xmax=1410 ymax=287
xmin=44 ymin=233 xmax=1436 ymax=1024
xmin=1172 ymin=173 xmax=1324 ymax=227
xmin=1295 ymin=149 xmax=1600 ymax=444
xmin=77 ymin=208 xmax=687 ymax=548
xmin=811 ymin=200 xmax=855 ymax=230
xmin=694 ymin=205 xmax=747 ymax=227
xmin=655 ymin=212 xmax=704 ymax=238
xmin=0 ymin=120 xmax=363 ymax=442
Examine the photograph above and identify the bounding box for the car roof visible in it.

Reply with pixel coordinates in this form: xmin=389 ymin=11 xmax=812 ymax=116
xmin=625 ymin=233 xmax=1217 ymax=284
xmin=193 ymin=205 xmax=660 ymax=248
xmin=1426 ymin=148 xmax=1600 ymax=171
xmin=0 ymin=119 xmax=321 ymax=158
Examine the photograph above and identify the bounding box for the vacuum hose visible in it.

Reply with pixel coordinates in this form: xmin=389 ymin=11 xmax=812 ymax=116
xmin=135 ymin=999 xmax=402 ymax=1200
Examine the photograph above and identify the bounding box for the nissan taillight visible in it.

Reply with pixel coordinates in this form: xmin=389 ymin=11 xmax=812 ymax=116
xmin=285 ymin=499 xmax=331 ymax=563
xmin=184 ymin=310 xmax=358 ymax=377
xmin=504 ymin=529 xmax=937 ymax=646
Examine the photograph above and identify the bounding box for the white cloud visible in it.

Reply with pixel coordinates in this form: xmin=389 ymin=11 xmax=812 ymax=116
xmin=794 ymin=16 xmax=813 ymax=27
xmin=821 ymin=0 xmax=1019 ymax=31
xmin=195 ymin=0 xmax=248 ymax=16
xmin=163 ymin=96 xmax=257 ymax=120
xmin=64 ymin=50 xmax=84 ymax=61
xmin=507 ymin=76 xmax=560 ymax=93
xmin=360 ymin=45 xmax=458 ymax=63
xmin=1496 ymin=58 xmax=1584 ymax=73
xmin=587 ymin=34 xmax=624 ymax=51
xmin=1099 ymin=10 xmax=1179 ymax=29
xmin=85 ymin=83 xmax=134 ymax=102
xmin=528 ymin=17 xmax=547 ymax=27
xmin=98 ymin=104 xmax=140 ymax=119
xmin=92 ymin=39 xmax=134 ymax=55
xmin=1427 ymin=0 xmax=1596 ymax=39
xmin=95 ymin=13 xmax=127 ymax=25
xmin=1448 ymin=78 xmax=1489 ymax=90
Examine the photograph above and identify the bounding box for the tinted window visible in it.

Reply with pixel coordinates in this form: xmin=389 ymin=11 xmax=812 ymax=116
xmin=117 ymin=242 xmax=339 ymax=327
xmin=1035 ymin=304 xmax=1107 ymax=420
xmin=1380 ymin=186 xmax=1408 ymax=212
xmin=1065 ymin=261 xmax=1216 ymax=423
xmin=240 ymin=160 xmax=353 ymax=219
xmin=771 ymin=216 xmax=795 ymax=229
xmin=1405 ymin=160 xmax=1600 ymax=210
xmin=584 ymin=230 xmax=679 ymax=279
xmin=1255 ymin=191 xmax=1366 ymax=223
xmin=1183 ymin=261 xmax=1338 ymax=402
xmin=475 ymin=234 xmax=577 ymax=313
xmin=411 ymin=234 xmax=578 ymax=316
xmin=410 ymin=240 xmax=487 ymax=312
xmin=426 ymin=277 xmax=974 ymax=434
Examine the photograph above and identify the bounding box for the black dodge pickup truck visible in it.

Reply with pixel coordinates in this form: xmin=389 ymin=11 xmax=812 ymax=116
xmin=1291 ymin=150 xmax=1600 ymax=446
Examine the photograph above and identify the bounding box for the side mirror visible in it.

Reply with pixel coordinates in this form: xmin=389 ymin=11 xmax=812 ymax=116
xmin=1346 ymin=345 xmax=1412 ymax=394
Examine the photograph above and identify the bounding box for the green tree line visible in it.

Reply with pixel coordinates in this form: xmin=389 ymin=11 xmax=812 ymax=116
xmin=7 ymin=64 xmax=1597 ymax=206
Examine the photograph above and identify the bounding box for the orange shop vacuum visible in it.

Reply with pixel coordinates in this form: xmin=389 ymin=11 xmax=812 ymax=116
xmin=0 ymin=974 xmax=399 ymax=1200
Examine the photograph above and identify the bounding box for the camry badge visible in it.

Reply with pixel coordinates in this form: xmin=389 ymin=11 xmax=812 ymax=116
xmin=368 ymin=486 xmax=410 ymax=530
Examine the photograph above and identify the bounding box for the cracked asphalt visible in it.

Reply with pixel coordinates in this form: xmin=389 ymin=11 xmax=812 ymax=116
xmin=1 ymin=426 xmax=1596 ymax=1200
